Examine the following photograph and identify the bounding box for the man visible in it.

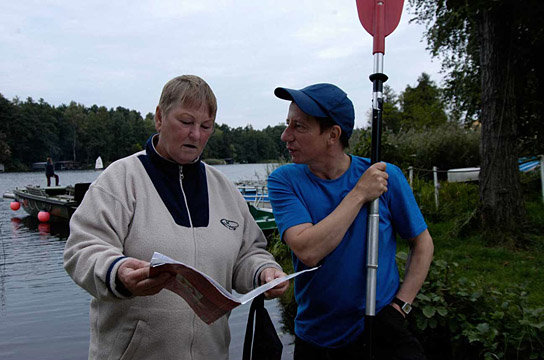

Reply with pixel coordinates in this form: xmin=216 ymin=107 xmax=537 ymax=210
xmin=268 ymin=83 xmax=434 ymax=360
xmin=45 ymin=157 xmax=59 ymax=186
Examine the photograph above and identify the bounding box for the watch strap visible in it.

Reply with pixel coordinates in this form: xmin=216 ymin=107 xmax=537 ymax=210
xmin=391 ymin=297 xmax=412 ymax=314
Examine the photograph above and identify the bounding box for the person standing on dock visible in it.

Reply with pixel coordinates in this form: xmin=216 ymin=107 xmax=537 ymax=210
xmin=45 ymin=157 xmax=59 ymax=187
xmin=268 ymin=83 xmax=434 ymax=360
xmin=63 ymin=75 xmax=288 ymax=360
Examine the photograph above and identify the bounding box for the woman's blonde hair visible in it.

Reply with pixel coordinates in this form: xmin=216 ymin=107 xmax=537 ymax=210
xmin=157 ymin=75 xmax=217 ymax=119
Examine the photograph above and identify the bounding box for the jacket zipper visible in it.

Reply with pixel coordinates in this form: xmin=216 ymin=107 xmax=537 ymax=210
xmin=180 ymin=165 xmax=198 ymax=359
xmin=179 ymin=166 xmax=193 ymax=228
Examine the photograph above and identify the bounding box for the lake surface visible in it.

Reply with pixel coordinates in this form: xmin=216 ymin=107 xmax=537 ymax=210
xmin=0 ymin=164 xmax=294 ymax=359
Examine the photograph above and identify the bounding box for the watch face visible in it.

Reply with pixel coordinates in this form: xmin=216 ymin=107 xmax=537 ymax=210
xmin=402 ymin=303 xmax=412 ymax=314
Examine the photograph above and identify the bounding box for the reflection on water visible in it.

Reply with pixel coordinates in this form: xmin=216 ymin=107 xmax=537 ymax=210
xmin=11 ymin=216 xmax=70 ymax=239
xmin=0 ymin=167 xmax=293 ymax=359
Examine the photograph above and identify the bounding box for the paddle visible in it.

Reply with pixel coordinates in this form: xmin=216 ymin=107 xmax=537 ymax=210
xmin=355 ymin=0 xmax=404 ymax=358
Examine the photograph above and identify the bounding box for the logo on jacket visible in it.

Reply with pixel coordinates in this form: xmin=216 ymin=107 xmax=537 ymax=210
xmin=220 ymin=219 xmax=239 ymax=230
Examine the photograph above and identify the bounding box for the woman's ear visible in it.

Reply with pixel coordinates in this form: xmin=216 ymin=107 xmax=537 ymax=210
xmin=155 ymin=106 xmax=163 ymax=133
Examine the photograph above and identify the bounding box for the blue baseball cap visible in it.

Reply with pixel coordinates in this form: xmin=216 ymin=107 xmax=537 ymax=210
xmin=274 ymin=83 xmax=355 ymax=139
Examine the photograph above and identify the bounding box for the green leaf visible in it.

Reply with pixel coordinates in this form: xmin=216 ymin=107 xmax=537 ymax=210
xmin=437 ymin=307 xmax=448 ymax=316
xmin=416 ymin=316 xmax=428 ymax=331
xmin=423 ymin=306 xmax=436 ymax=318
xmin=519 ymin=320 xmax=544 ymax=329
xmin=477 ymin=323 xmax=490 ymax=333
xmin=417 ymin=293 xmax=431 ymax=302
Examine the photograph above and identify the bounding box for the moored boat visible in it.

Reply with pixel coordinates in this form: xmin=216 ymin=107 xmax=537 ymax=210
xmin=11 ymin=183 xmax=90 ymax=221
xmin=247 ymin=203 xmax=277 ymax=232
xmin=238 ymin=185 xmax=271 ymax=208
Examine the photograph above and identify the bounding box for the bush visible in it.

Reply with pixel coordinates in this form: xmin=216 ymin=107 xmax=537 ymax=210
xmin=353 ymin=123 xmax=480 ymax=178
xmin=400 ymin=253 xmax=544 ymax=360
xmin=411 ymin=179 xmax=479 ymax=234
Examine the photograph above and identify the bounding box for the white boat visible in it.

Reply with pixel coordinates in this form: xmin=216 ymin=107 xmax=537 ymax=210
xmin=95 ymin=156 xmax=103 ymax=171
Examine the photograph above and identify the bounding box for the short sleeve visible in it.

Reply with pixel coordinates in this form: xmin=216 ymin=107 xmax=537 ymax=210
xmin=385 ymin=164 xmax=427 ymax=240
xmin=267 ymin=166 xmax=313 ymax=239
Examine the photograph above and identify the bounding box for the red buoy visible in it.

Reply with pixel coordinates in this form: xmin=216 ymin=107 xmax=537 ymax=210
xmin=10 ymin=202 xmax=21 ymax=211
xmin=37 ymin=211 xmax=51 ymax=222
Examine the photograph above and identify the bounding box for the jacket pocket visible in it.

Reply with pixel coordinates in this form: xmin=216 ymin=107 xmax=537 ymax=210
xmin=119 ymin=319 xmax=149 ymax=360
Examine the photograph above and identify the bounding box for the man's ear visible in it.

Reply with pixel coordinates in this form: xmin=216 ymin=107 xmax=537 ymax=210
xmin=328 ymin=125 xmax=342 ymax=145
xmin=155 ymin=106 xmax=162 ymax=132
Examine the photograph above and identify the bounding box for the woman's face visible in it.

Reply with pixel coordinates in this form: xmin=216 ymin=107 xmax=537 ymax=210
xmin=154 ymin=103 xmax=215 ymax=164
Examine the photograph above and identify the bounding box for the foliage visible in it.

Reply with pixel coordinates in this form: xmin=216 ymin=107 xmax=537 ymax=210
xmin=0 ymin=94 xmax=288 ymax=170
xmin=267 ymin=236 xmax=296 ymax=334
xmin=353 ymin=122 xmax=480 ymax=174
xmin=411 ymin=179 xmax=478 ymax=229
xmin=363 ymin=73 xmax=449 ymax=133
xmin=407 ymin=0 xmax=544 ymax=156
xmin=407 ymin=0 xmax=481 ymax=125
xmin=203 ymin=123 xmax=288 ymax=164
xmin=399 ymin=254 xmax=544 ymax=360
xmin=399 ymin=73 xmax=449 ymax=130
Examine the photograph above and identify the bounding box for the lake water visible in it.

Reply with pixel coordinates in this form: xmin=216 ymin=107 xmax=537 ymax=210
xmin=0 ymin=164 xmax=294 ymax=359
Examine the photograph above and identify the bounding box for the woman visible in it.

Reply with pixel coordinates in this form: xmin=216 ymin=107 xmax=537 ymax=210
xmin=64 ymin=75 xmax=288 ymax=359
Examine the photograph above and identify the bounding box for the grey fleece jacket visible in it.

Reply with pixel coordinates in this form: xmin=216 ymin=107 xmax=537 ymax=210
xmin=64 ymin=136 xmax=280 ymax=360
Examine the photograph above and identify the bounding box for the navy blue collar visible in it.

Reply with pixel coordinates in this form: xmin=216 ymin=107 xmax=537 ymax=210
xmin=138 ymin=135 xmax=209 ymax=227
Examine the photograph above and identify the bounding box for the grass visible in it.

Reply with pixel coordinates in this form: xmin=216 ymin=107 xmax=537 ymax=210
xmin=397 ymin=219 xmax=544 ymax=307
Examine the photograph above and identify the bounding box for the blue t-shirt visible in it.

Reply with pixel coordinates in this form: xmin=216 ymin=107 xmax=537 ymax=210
xmin=268 ymin=155 xmax=427 ymax=348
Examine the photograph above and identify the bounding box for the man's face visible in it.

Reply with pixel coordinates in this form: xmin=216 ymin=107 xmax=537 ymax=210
xmin=154 ymin=103 xmax=215 ymax=164
xmin=280 ymin=102 xmax=329 ymax=165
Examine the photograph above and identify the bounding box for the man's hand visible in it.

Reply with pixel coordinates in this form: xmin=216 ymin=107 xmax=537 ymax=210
xmin=353 ymin=162 xmax=389 ymax=204
xmin=260 ymin=267 xmax=289 ymax=299
xmin=390 ymin=301 xmax=407 ymax=318
xmin=117 ymin=258 xmax=174 ymax=296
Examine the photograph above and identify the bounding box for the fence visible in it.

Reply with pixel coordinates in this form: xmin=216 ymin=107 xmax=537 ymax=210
xmin=407 ymin=155 xmax=544 ymax=208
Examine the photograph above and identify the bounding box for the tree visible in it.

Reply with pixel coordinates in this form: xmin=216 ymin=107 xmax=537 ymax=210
xmin=408 ymin=0 xmax=544 ymax=241
xmin=382 ymin=85 xmax=403 ymax=133
xmin=399 ymin=73 xmax=448 ymax=130
xmin=365 ymin=75 xmax=447 ymax=134
xmin=62 ymin=102 xmax=87 ymax=162
xmin=0 ymin=94 xmax=14 ymax=163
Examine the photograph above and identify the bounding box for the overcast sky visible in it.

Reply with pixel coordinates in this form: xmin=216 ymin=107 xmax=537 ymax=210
xmin=0 ymin=0 xmax=442 ymax=130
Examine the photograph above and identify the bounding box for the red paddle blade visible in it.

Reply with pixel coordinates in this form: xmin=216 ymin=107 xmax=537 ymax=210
xmin=356 ymin=0 xmax=404 ymax=54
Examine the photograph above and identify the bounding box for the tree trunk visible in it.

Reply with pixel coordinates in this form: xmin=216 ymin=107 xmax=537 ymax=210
xmin=478 ymin=4 xmax=526 ymax=240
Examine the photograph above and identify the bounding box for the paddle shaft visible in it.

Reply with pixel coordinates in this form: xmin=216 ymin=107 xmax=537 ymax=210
xmin=364 ymin=52 xmax=388 ymax=359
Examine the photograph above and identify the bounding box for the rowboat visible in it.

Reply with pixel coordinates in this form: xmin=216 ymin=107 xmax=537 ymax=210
xmin=247 ymin=203 xmax=277 ymax=232
xmin=238 ymin=185 xmax=271 ymax=208
xmin=11 ymin=183 xmax=90 ymax=221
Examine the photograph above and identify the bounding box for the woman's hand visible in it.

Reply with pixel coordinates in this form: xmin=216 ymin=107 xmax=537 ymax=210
xmin=260 ymin=267 xmax=289 ymax=299
xmin=117 ymin=258 xmax=174 ymax=296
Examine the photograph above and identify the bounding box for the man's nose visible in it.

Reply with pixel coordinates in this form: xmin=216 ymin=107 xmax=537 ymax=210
xmin=281 ymin=127 xmax=292 ymax=142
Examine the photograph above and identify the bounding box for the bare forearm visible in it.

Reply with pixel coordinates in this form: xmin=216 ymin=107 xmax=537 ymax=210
xmin=396 ymin=229 xmax=434 ymax=303
xmin=284 ymin=162 xmax=389 ymax=267
xmin=286 ymin=190 xmax=366 ymax=266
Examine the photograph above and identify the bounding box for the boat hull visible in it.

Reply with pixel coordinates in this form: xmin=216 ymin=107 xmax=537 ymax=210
xmin=248 ymin=203 xmax=277 ymax=232
xmin=13 ymin=187 xmax=78 ymax=221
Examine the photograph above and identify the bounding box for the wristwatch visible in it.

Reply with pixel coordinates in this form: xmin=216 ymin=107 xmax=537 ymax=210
xmin=392 ymin=297 xmax=412 ymax=315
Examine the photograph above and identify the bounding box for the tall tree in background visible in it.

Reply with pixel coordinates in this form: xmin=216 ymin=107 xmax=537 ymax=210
xmin=365 ymin=75 xmax=447 ymax=134
xmin=399 ymin=73 xmax=448 ymax=130
xmin=409 ymin=0 xmax=544 ymax=241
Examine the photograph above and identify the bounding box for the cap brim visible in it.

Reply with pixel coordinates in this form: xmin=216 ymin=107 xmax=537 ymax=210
xmin=274 ymin=87 xmax=328 ymax=118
